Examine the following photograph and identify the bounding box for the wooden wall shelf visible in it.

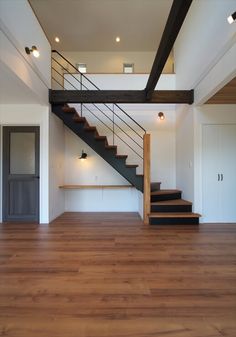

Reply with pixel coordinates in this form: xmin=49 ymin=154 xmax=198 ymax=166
xmin=59 ymin=185 xmax=134 ymax=189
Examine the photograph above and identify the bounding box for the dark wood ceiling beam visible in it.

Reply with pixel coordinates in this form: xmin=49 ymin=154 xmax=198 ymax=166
xmin=145 ymin=0 xmax=193 ymax=99
xmin=49 ymin=89 xmax=194 ymax=104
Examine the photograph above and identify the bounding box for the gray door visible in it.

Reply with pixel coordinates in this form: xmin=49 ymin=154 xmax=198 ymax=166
xmin=3 ymin=126 xmax=39 ymax=222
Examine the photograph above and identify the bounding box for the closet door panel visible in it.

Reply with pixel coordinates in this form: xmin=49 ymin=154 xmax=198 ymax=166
xmin=202 ymin=125 xmax=222 ymax=222
xmin=220 ymin=125 xmax=236 ymax=222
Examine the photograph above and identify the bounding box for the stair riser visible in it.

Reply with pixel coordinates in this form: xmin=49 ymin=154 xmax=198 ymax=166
xmin=149 ymin=217 xmax=199 ymax=225
xmin=116 ymin=158 xmax=127 ymax=166
xmin=52 ymin=106 xmax=143 ymax=191
xmin=151 ymin=182 xmax=161 ymax=192
xmin=151 ymin=204 xmax=192 ymax=212
xmin=151 ymin=192 xmax=182 ymax=202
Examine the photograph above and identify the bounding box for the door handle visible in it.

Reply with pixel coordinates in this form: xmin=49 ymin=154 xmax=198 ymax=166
xmin=218 ymin=174 xmax=220 ymax=181
xmin=221 ymin=174 xmax=223 ymax=181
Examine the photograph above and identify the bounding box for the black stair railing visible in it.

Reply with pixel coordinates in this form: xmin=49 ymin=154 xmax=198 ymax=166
xmin=51 ymin=50 xmax=146 ymax=170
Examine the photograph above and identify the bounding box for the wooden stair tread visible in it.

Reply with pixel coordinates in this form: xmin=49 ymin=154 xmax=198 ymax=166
xmin=151 ymin=189 xmax=181 ymax=196
xmin=149 ymin=212 xmax=201 ymax=218
xmin=105 ymin=145 xmax=117 ymax=150
xmin=84 ymin=126 xmax=97 ymax=131
xmin=62 ymin=106 xmax=76 ymax=113
xmin=73 ymin=116 xmax=86 ymax=123
xmin=95 ymin=135 xmax=107 ymax=140
xmin=126 ymin=164 xmax=138 ymax=168
xmin=115 ymin=155 xmax=128 ymax=159
xmin=151 ymin=199 xmax=192 ymax=206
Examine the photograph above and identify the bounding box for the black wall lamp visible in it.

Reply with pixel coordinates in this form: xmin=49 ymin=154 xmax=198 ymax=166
xmin=79 ymin=150 xmax=87 ymax=160
xmin=25 ymin=45 xmax=40 ymax=58
xmin=227 ymin=11 xmax=236 ymax=24
xmin=158 ymin=112 xmax=165 ymax=120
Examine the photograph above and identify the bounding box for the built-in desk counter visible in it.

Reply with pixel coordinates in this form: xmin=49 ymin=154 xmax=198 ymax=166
xmin=59 ymin=185 xmax=134 ymax=189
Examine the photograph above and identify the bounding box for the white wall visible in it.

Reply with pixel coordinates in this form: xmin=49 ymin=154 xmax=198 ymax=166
xmin=64 ymin=73 xmax=175 ymax=91
xmin=151 ymin=129 xmax=176 ymax=189
xmin=174 ymin=0 xmax=236 ymax=90
xmin=64 ymin=128 xmax=140 ymax=212
xmin=60 ymin=51 xmax=174 ymax=74
xmin=0 ymin=104 xmax=49 ymax=223
xmin=49 ymin=113 xmax=65 ymax=222
xmin=195 ymin=42 xmax=236 ymax=104
xmin=0 ymin=0 xmax=51 ymax=104
xmin=176 ymin=105 xmax=194 ymax=202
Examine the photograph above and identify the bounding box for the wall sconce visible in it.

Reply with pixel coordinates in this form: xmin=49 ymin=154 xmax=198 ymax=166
xmin=158 ymin=112 xmax=165 ymax=120
xmin=227 ymin=11 xmax=236 ymax=24
xmin=25 ymin=46 xmax=40 ymax=58
xmin=79 ymin=150 xmax=87 ymax=160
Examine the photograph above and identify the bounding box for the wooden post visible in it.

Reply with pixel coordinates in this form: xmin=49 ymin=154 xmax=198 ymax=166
xmin=143 ymin=133 xmax=151 ymax=225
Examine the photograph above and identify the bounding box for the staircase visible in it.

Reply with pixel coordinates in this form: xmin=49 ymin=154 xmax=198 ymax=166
xmin=50 ymin=50 xmax=200 ymax=225
xmin=52 ymin=104 xmax=144 ymax=192
xmin=149 ymin=184 xmax=200 ymax=225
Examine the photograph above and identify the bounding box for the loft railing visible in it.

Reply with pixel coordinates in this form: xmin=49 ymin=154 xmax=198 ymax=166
xmin=51 ymin=50 xmax=146 ymax=171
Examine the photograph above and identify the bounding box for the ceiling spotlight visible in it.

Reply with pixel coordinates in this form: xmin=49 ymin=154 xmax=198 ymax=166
xmin=158 ymin=112 xmax=165 ymax=120
xmin=55 ymin=37 xmax=60 ymax=43
xmin=79 ymin=150 xmax=87 ymax=160
xmin=227 ymin=11 xmax=236 ymax=24
xmin=25 ymin=45 xmax=40 ymax=58
xmin=116 ymin=36 xmax=120 ymax=43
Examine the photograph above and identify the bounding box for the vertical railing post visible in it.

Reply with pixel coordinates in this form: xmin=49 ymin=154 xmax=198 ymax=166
xmin=80 ymin=73 xmax=83 ymax=117
xmin=112 ymin=104 xmax=115 ymax=145
xmin=143 ymin=133 xmax=151 ymax=225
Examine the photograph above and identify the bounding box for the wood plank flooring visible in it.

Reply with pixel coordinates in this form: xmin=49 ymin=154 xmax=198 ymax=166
xmin=0 ymin=212 xmax=236 ymax=337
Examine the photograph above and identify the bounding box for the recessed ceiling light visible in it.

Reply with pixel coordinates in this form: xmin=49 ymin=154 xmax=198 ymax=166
xmin=116 ymin=36 xmax=120 ymax=43
xmin=55 ymin=37 xmax=60 ymax=43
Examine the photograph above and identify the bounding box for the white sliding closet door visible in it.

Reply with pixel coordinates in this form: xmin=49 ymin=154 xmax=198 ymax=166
xmin=202 ymin=124 xmax=236 ymax=223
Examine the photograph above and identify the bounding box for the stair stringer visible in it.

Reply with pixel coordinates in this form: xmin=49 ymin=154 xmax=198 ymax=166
xmin=51 ymin=104 xmax=144 ymax=192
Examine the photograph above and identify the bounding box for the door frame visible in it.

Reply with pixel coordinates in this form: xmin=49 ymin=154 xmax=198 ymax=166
xmin=2 ymin=126 xmax=40 ymax=222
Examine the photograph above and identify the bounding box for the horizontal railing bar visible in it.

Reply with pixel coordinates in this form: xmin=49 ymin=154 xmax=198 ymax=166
xmin=89 ymin=103 xmax=143 ymax=150
xmin=52 ymin=50 xmax=100 ymax=90
xmin=52 ymin=57 xmax=90 ymax=91
xmin=52 ymin=57 xmax=143 ymax=140
xmin=51 ymin=72 xmax=143 ymax=149
xmin=97 ymin=103 xmax=143 ymax=140
xmin=83 ymin=105 xmax=143 ymax=159
xmin=52 ymin=67 xmax=80 ymax=91
xmin=52 ymin=77 xmax=64 ymax=89
xmin=52 ymin=50 xmax=146 ymax=134
xmin=52 ymin=51 xmax=145 ymax=166
xmin=113 ymin=103 xmax=146 ymax=133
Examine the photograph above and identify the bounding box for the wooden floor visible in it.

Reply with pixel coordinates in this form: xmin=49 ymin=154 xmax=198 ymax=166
xmin=0 ymin=212 xmax=236 ymax=337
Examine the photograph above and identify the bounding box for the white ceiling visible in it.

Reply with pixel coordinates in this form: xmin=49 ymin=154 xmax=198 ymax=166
xmin=29 ymin=0 xmax=173 ymax=51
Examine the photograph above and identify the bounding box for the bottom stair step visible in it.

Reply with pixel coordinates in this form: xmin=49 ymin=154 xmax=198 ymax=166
xmin=149 ymin=212 xmax=200 ymax=225
xmin=151 ymin=199 xmax=192 ymax=212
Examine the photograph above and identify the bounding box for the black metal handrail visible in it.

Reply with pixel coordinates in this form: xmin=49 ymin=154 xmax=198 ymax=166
xmin=52 ymin=56 xmax=143 ymax=143
xmin=52 ymin=64 xmax=143 ymax=152
xmin=52 ymin=50 xmax=146 ymax=134
xmin=51 ymin=50 xmax=146 ymax=161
